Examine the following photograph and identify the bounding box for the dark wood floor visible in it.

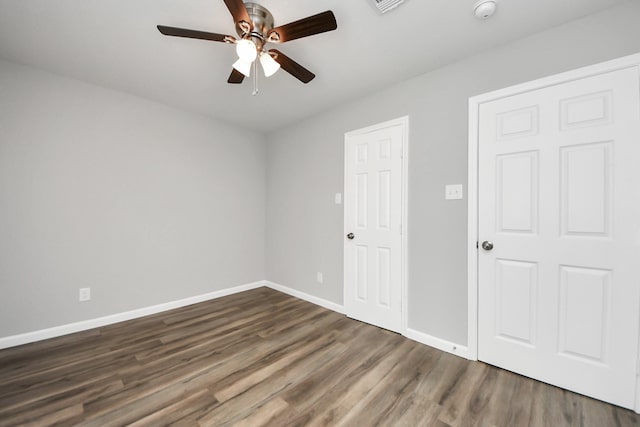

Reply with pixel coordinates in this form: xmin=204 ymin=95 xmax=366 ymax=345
xmin=0 ymin=288 xmax=638 ymax=426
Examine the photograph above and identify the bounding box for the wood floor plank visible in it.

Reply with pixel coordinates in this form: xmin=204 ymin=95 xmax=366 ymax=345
xmin=334 ymin=344 xmax=436 ymax=426
xmin=473 ymin=369 xmax=531 ymax=427
xmin=212 ymin=330 xmax=341 ymax=403
xmin=198 ymin=340 xmax=346 ymax=426
xmin=275 ymin=330 xmax=405 ymax=426
xmin=210 ymin=396 xmax=290 ymax=427
xmin=387 ymin=398 xmax=445 ymax=427
xmin=0 ymin=287 xmax=638 ymax=427
xmin=126 ymin=389 xmax=217 ymax=427
xmin=0 ymin=378 xmax=124 ymax=425
xmin=265 ymin=323 xmax=384 ymax=426
xmin=435 ymin=360 xmax=490 ymax=426
xmin=367 ymin=346 xmax=443 ymax=426
xmin=304 ymin=339 xmax=417 ymax=427
xmin=22 ymin=403 xmax=83 ymax=427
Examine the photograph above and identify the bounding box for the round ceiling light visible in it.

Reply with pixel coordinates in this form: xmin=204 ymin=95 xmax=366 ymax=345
xmin=474 ymin=0 xmax=498 ymax=20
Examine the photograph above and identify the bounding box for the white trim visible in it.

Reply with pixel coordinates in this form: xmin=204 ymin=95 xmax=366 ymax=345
xmin=637 ymin=372 xmax=640 ymax=414
xmin=469 ymin=52 xmax=640 ymax=107
xmin=0 ymin=281 xmax=265 ymax=350
xmin=467 ymin=52 xmax=640 ymax=412
xmin=266 ymin=281 xmax=473 ymax=361
xmin=637 ymin=286 xmax=640 ymax=413
xmin=405 ymin=328 xmax=470 ymax=360
xmin=467 ymin=97 xmax=480 ymax=361
xmin=265 ymin=281 xmax=345 ymax=314
xmin=2 ymin=274 xmax=486 ymax=377
xmin=401 ymin=117 xmax=409 ymax=334
xmin=343 ymin=116 xmax=410 ymax=335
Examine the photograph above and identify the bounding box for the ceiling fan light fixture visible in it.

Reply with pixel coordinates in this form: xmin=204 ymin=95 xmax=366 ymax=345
xmin=236 ymin=39 xmax=257 ymax=62
xmin=232 ymin=58 xmax=252 ymax=77
xmin=260 ymin=52 xmax=281 ymax=77
xmin=157 ymin=1 xmax=338 ymax=87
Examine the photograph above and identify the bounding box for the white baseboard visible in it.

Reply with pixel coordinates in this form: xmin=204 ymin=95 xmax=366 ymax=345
xmin=636 ymin=374 xmax=640 ymax=413
xmin=2 ymin=279 xmax=469 ymax=364
xmin=265 ymin=281 xmax=345 ymax=314
xmin=264 ymin=282 xmax=470 ymax=360
xmin=405 ymin=328 xmax=470 ymax=360
xmin=0 ymin=281 xmax=265 ymax=350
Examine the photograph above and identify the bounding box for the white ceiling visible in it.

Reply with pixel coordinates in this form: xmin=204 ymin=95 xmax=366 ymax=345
xmin=0 ymin=0 xmax=628 ymax=132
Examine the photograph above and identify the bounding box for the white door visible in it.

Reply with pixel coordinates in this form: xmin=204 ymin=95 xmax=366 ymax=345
xmin=344 ymin=118 xmax=406 ymax=333
xmin=478 ymin=67 xmax=640 ymax=408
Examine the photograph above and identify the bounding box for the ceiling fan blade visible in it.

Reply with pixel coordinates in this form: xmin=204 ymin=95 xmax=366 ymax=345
xmin=157 ymin=25 xmax=235 ymax=43
xmin=269 ymin=50 xmax=315 ymax=84
xmin=227 ymin=69 xmax=245 ymax=84
xmin=223 ymin=0 xmax=253 ymax=30
xmin=267 ymin=11 xmax=337 ymax=43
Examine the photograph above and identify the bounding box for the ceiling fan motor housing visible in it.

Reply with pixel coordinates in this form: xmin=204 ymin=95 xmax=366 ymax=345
xmin=238 ymin=2 xmax=274 ymax=49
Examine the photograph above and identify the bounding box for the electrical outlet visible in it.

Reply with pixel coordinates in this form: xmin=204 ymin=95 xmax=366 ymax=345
xmin=79 ymin=287 xmax=91 ymax=302
xmin=316 ymin=272 xmax=323 ymax=284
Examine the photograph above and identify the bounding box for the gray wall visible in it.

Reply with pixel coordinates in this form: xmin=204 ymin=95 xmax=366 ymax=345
xmin=3 ymin=1 xmax=640 ymax=345
xmin=265 ymin=1 xmax=640 ymax=346
xmin=0 ymin=60 xmax=266 ymax=337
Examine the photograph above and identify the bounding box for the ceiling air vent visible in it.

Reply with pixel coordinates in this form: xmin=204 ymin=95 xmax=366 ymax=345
xmin=371 ymin=0 xmax=406 ymax=14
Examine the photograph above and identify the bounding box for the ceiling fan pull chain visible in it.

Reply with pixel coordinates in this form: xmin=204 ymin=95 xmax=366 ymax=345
xmin=252 ymin=61 xmax=259 ymax=96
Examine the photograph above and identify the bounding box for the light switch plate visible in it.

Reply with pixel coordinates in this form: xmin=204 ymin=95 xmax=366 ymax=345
xmin=335 ymin=193 xmax=342 ymax=205
xmin=445 ymin=184 xmax=464 ymax=200
xmin=79 ymin=287 xmax=91 ymax=302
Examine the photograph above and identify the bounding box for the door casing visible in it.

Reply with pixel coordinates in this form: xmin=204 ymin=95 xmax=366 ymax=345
xmin=467 ymin=52 xmax=640 ymax=413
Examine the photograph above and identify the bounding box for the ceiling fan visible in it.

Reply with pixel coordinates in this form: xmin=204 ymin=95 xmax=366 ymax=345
xmin=157 ymin=0 xmax=337 ymax=86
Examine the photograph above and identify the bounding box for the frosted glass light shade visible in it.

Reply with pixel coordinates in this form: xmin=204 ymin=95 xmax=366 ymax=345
xmin=236 ymin=39 xmax=257 ymax=62
xmin=260 ymin=52 xmax=281 ymax=77
xmin=232 ymin=58 xmax=252 ymax=77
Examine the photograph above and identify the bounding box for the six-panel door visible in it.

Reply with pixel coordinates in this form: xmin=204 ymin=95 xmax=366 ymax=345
xmin=478 ymin=67 xmax=640 ymax=409
xmin=344 ymin=122 xmax=404 ymax=333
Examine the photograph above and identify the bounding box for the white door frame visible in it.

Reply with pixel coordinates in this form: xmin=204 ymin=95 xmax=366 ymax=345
xmin=344 ymin=116 xmax=410 ymax=334
xmin=467 ymin=52 xmax=640 ymax=412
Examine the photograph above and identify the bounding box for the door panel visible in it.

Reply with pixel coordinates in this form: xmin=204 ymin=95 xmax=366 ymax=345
xmin=560 ymin=142 xmax=612 ymax=237
xmin=495 ymin=259 xmax=537 ymax=346
xmin=558 ymin=266 xmax=611 ymax=363
xmin=345 ymin=121 xmax=404 ymax=333
xmin=496 ymin=151 xmax=539 ymax=233
xmin=478 ymin=67 xmax=640 ymax=409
